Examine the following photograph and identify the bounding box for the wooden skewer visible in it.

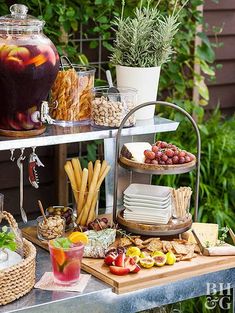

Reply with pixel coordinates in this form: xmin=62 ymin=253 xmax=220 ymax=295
xmin=38 ymin=200 xmax=47 ymax=222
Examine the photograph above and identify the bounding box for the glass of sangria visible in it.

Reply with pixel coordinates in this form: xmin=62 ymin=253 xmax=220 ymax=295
xmin=48 ymin=232 xmax=88 ymax=286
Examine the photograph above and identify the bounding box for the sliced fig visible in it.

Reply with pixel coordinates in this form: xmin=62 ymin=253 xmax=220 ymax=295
xmin=153 ymin=255 xmax=167 ymax=267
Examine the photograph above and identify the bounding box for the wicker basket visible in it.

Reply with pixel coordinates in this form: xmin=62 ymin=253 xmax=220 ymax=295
xmin=0 ymin=211 xmax=36 ymax=306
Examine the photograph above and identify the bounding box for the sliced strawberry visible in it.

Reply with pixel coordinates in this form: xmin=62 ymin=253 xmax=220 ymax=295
xmin=104 ymin=252 xmax=117 ymax=266
xmin=114 ymin=253 xmax=125 ymax=267
xmin=109 ymin=266 xmax=130 ymax=276
xmin=124 ymin=257 xmax=137 ymax=272
xmin=132 ymin=264 xmax=141 ymax=273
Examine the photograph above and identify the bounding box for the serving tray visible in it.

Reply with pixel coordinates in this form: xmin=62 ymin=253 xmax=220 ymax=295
xmin=117 ymin=210 xmax=192 ymax=236
xmin=119 ymin=155 xmax=196 ymax=175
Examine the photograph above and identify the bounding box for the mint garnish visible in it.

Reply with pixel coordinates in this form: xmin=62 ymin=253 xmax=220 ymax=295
xmin=53 ymin=237 xmax=72 ymax=249
xmin=0 ymin=226 xmax=17 ymax=251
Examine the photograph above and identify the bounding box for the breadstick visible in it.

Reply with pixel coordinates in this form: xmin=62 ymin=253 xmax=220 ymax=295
xmin=76 ymin=157 xmax=83 ymax=178
xmin=77 ymin=168 xmax=88 ymax=218
xmin=96 ymin=165 xmax=111 ymax=188
xmin=79 ymin=162 xmax=101 ymax=225
xmin=88 ymin=161 xmax=93 ymax=189
xmin=86 ymin=192 xmax=99 ymax=225
xmin=99 ymin=160 xmax=107 ymax=180
xmin=86 ymin=165 xmax=111 ymax=224
xmin=71 ymin=158 xmax=82 ymax=190
xmin=64 ymin=161 xmax=78 ymax=203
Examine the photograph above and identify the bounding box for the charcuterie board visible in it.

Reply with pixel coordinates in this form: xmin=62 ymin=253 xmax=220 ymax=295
xmin=21 ymin=226 xmax=235 ymax=294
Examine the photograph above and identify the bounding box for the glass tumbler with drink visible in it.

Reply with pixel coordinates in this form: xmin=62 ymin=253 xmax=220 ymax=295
xmin=48 ymin=232 xmax=88 ymax=286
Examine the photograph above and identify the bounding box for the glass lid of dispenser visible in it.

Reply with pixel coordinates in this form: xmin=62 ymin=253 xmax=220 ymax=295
xmin=0 ymin=3 xmax=45 ymax=32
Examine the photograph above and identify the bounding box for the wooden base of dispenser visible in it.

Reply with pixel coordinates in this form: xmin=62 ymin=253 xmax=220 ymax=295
xmin=0 ymin=125 xmax=46 ymax=138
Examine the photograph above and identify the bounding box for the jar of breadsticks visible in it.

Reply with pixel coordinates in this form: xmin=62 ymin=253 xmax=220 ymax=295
xmin=50 ymin=65 xmax=96 ymax=125
xmin=64 ymin=158 xmax=111 ymax=227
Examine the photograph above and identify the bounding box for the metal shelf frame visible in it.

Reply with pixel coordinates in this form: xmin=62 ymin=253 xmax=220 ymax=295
xmin=113 ymin=101 xmax=201 ymax=229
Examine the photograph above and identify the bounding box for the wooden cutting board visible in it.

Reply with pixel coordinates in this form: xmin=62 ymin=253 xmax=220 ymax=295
xmin=82 ymin=255 xmax=235 ymax=294
xmin=22 ymin=226 xmax=235 ymax=294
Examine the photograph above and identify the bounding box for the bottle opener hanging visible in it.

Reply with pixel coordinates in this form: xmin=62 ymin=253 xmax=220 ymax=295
xmin=17 ymin=148 xmax=27 ymax=223
xmin=28 ymin=147 xmax=45 ymax=189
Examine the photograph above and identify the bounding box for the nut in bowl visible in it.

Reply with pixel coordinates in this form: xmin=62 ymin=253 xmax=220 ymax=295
xmin=37 ymin=215 xmax=65 ymax=241
xmin=91 ymin=87 xmax=137 ymax=128
xmin=50 ymin=65 xmax=96 ymax=126
xmin=46 ymin=206 xmax=74 ymax=231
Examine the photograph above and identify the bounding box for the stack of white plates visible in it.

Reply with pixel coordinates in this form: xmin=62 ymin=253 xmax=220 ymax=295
xmin=123 ymin=184 xmax=172 ymax=224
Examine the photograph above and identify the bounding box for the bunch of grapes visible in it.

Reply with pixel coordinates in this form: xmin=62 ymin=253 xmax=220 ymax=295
xmin=144 ymin=141 xmax=194 ymax=165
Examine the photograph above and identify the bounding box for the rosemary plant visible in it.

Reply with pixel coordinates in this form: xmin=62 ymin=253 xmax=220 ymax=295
xmin=111 ymin=0 xmax=187 ymax=67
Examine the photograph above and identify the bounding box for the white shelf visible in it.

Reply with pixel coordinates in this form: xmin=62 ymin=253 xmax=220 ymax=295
xmin=0 ymin=117 xmax=179 ymax=151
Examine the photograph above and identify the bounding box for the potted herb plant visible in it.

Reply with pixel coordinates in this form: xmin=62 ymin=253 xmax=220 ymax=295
xmin=111 ymin=0 xmax=186 ymax=120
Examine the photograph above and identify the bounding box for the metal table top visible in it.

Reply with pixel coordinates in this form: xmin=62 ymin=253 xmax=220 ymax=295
xmin=1 ymin=246 xmax=234 ymax=313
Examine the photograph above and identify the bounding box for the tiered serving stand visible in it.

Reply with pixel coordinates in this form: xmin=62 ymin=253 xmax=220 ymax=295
xmin=113 ymin=101 xmax=201 ymax=236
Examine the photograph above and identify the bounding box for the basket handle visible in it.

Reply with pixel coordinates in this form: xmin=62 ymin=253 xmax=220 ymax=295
xmin=0 ymin=211 xmax=19 ymax=230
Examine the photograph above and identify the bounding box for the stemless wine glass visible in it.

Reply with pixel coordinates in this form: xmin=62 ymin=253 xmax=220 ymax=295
xmin=48 ymin=239 xmax=84 ymax=286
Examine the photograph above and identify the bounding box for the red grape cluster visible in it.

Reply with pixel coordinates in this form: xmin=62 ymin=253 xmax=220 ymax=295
xmin=144 ymin=141 xmax=194 ymax=165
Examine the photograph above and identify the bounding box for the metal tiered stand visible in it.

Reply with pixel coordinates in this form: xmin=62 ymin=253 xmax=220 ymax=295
xmin=113 ymin=101 xmax=201 ymax=236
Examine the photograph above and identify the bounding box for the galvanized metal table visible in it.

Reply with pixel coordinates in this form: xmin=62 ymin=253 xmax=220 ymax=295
xmin=0 ymin=246 xmax=234 ymax=313
xmin=0 ymin=114 xmax=234 ymax=312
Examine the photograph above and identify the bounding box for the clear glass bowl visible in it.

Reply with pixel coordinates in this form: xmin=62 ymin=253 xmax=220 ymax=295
xmin=91 ymin=86 xmax=137 ymax=129
xmin=37 ymin=215 xmax=65 ymax=241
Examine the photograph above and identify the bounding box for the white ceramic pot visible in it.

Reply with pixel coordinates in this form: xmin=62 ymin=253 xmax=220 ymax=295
xmin=116 ymin=65 xmax=161 ymax=120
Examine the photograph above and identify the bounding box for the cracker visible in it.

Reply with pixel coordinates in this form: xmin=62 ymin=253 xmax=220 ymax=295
xmin=147 ymin=239 xmax=163 ymax=252
xmin=142 ymin=237 xmax=160 ymax=245
xmin=134 ymin=238 xmax=144 ymax=246
xmin=119 ymin=237 xmax=132 ymax=247
xmin=175 ymin=254 xmax=183 ymax=262
xmin=181 ymin=250 xmax=195 ymax=260
xmin=162 ymin=241 xmax=173 ymax=253
xmin=171 ymin=242 xmax=189 ymax=255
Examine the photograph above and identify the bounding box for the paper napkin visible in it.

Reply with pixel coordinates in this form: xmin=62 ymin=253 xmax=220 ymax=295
xmin=35 ymin=272 xmax=91 ymax=292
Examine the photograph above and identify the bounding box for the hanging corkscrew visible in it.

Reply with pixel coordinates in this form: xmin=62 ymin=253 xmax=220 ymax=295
xmin=28 ymin=147 xmax=45 ymax=189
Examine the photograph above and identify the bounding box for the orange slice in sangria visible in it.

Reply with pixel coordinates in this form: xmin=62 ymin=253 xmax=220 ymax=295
xmin=68 ymin=232 xmax=89 ymax=245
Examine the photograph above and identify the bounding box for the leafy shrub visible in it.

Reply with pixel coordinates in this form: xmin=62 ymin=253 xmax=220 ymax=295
xmin=155 ymin=108 xmax=235 ymax=227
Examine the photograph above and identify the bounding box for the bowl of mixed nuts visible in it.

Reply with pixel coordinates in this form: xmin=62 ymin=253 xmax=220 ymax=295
xmin=37 ymin=215 xmax=65 ymax=241
xmin=91 ymin=87 xmax=137 ymax=128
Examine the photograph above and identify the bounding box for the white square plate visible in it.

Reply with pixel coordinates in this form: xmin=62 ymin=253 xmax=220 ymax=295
xmin=124 ymin=196 xmax=171 ymax=207
xmin=124 ymin=184 xmax=172 ymax=201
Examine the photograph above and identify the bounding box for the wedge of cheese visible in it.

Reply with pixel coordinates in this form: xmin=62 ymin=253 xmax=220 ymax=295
xmin=121 ymin=142 xmax=152 ymax=163
xmin=182 ymin=222 xmax=218 ymax=247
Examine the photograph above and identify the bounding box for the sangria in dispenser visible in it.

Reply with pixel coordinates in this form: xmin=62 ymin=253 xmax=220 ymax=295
xmin=0 ymin=4 xmax=59 ymax=136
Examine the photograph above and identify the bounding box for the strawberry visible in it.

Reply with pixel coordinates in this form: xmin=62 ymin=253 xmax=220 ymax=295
xmin=109 ymin=266 xmax=130 ymax=276
xmin=104 ymin=252 xmax=117 ymax=266
xmin=114 ymin=253 xmax=125 ymax=267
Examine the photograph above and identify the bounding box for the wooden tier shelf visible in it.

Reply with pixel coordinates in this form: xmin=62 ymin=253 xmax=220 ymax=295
xmin=119 ymin=155 xmax=196 ymax=175
xmin=117 ymin=210 xmax=192 ymax=236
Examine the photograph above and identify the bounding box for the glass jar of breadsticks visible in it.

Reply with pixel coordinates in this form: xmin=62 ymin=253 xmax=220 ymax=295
xmin=172 ymin=187 xmax=192 ymax=220
xmin=49 ymin=65 xmax=96 ymax=125
xmin=64 ymin=158 xmax=111 ymax=227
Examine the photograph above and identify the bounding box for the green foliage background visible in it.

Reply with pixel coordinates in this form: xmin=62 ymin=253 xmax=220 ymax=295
xmin=0 ymin=0 xmax=234 ymax=311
